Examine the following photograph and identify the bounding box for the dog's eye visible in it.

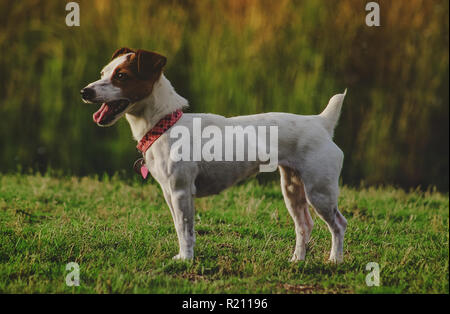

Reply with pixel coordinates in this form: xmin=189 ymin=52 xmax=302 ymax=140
xmin=115 ymin=72 xmax=128 ymax=80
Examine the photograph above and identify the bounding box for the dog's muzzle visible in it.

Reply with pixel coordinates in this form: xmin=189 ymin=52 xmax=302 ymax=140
xmin=80 ymin=88 xmax=96 ymax=101
xmin=92 ymin=99 xmax=131 ymax=126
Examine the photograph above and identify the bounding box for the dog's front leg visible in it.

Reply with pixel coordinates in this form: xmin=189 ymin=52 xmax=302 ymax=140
xmin=167 ymin=190 xmax=195 ymax=260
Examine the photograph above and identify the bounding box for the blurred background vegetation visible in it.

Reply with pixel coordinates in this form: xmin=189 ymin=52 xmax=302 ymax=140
xmin=0 ymin=0 xmax=448 ymax=191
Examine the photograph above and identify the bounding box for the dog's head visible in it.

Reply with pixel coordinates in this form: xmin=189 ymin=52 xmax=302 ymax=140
xmin=81 ymin=48 xmax=167 ymax=127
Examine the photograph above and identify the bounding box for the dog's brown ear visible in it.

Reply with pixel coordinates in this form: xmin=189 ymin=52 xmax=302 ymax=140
xmin=135 ymin=49 xmax=167 ymax=79
xmin=111 ymin=47 xmax=135 ymax=60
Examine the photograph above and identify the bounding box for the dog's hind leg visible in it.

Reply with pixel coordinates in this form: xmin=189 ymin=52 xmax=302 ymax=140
xmin=279 ymin=166 xmax=314 ymax=262
xmin=300 ymin=144 xmax=347 ymax=263
xmin=305 ymin=188 xmax=347 ymax=263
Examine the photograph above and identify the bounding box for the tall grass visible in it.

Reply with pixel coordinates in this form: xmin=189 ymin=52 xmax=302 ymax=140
xmin=0 ymin=0 xmax=448 ymax=190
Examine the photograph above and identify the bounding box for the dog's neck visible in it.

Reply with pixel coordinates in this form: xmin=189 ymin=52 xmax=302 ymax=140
xmin=125 ymin=74 xmax=188 ymax=142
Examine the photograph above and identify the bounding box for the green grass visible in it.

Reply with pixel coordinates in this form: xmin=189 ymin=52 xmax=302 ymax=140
xmin=0 ymin=173 xmax=448 ymax=293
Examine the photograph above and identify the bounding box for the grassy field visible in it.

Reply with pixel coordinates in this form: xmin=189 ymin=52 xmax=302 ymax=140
xmin=0 ymin=173 xmax=448 ymax=294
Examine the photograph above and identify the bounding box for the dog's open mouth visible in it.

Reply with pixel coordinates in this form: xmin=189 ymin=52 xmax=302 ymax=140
xmin=93 ymin=100 xmax=130 ymax=125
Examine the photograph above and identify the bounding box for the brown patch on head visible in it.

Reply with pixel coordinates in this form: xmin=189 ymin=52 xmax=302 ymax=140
xmin=111 ymin=47 xmax=135 ymax=60
xmin=135 ymin=49 xmax=167 ymax=80
xmin=110 ymin=49 xmax=167 ymax=102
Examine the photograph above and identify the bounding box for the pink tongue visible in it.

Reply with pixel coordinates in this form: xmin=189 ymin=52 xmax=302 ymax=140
xmin=93 ymin=103 xmax=109 ymax=123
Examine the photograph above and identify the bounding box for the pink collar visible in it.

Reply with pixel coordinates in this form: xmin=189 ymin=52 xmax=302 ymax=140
xmin=136 ymin=109 xmax=183 ymax=154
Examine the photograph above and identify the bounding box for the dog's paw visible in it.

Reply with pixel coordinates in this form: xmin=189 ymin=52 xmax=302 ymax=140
xmin=172 ymin=253 xmax=193 ymax=261
xmin=290 ymin=253 xmax=305 ymax=262
xmin=328 ymin=255 xmax=344 ymax=264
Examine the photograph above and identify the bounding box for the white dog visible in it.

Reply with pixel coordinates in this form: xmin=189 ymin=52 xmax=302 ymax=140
xmin=81 ymin=48 xmax=348 ymax=263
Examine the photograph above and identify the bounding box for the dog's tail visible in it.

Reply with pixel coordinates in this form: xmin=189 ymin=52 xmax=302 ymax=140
xmin=319 ymin=89 xmax=347 ymax=138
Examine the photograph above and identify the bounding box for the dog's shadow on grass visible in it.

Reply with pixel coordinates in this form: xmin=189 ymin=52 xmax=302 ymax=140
xmin=151 ymin=258 xmax=194 ymax=276
xmin=14 ymin=209 xmax=52 ymax=224
xmin=151 ymin=252 xmax=355 ymax=279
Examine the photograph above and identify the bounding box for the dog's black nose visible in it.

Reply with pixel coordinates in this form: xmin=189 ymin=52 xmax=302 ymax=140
xmin=80 ymin=87 xmax=95 ymax=101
